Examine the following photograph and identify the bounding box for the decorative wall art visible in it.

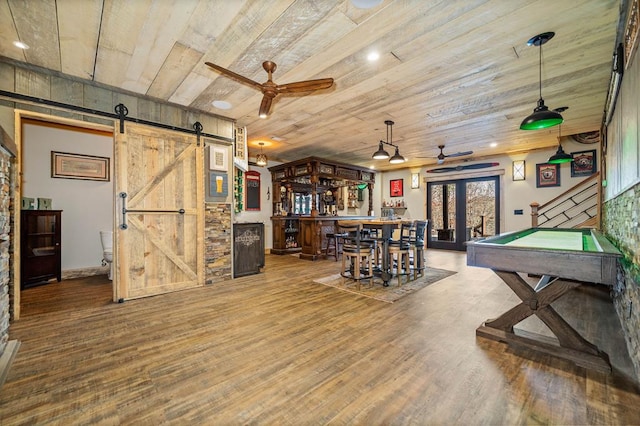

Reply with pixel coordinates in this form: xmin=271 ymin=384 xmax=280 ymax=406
xmin=571 ymin=149 xmax=597 ymax=177
xmin=21 ymin=197 xmax=34 ymax=210
xmin=390 ymin=178 xmax=403 ymax=197
xmin=37 ymin=198 xmax=52 ymax=210
xmin=209 ymin=145 xmax=228 ymax=171
xmin=233 ymin=126 xmax=248 ymax=172
xmin=51 ymin=151 xmax=110 ymax=181
xmin=245 ymin=170 xmax=261 ymax=211
xmin=536 ymin=163 xmax=561 ymax=188
xmin=624 ymin=0 xmax=639 ymax=69
xmin=209 ymin=172 xmax=228 ymax=198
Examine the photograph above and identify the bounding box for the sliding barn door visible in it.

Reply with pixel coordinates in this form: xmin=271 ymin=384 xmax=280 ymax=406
xmin=114 ymin=123 xmax=204 ymax=301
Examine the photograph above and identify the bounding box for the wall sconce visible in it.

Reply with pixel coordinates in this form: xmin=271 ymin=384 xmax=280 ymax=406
xmin=512 ymin=160 xmax=526 ymax=181
xmin=411 ymin=173 xmax=420 ymax=188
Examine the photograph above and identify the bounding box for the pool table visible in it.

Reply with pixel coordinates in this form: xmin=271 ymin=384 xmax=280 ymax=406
xmin=466 ymin=228 xmax=622 ymax=372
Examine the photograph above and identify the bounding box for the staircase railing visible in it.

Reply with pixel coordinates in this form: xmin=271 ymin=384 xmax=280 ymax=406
xmin=530 ymin=172 xmax=600 ymax=229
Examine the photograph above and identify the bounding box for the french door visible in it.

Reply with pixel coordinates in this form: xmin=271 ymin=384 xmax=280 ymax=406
xmin=427 ymin=176 xmax=500 ymax=251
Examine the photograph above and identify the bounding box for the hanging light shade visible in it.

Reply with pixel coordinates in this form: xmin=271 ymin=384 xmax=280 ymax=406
xmin=256 ymin=142 xmax=268 ymax=166
xmin=372 ymin=141 xmax=390 ymax=159
xmin=389 ymin=146 xmax=406 ymax=164
xmin=548 ymin=121 xmax=573 ymax=164
xmin=520 ymin=32 xmax=564 ymax=130
xmin=548 ymin=145 xmax=572 ymax=164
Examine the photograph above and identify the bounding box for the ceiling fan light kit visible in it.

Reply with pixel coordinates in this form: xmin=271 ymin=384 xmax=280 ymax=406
xmin=520 ymin=32 xmax=564 ymax=130
xmin=372 ymin=120 xmax=405 ymax=163
xmin=205 ymin=60 xmax=334 ymax=118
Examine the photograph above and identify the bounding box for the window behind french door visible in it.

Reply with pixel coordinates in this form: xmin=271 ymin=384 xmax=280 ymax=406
xmin=427 ymin=176 xmax=500 ymax=251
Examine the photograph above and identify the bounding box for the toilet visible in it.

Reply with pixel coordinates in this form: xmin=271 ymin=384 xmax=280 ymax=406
xmin=100 ymin=231 xmax=113 ymax=280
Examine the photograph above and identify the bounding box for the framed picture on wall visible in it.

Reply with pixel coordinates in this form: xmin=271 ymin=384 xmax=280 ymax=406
xmin=51 ymin=151 xmax=110 ymax=181
xmin=209 ymin=172 xmax=228 ymax=198
xmin=571 ymin=149 xmax=597 ymax=177
xmin=245 ymin=170 xmax=261 ymax=211
xmin=536 ymin=163 xmax=561 ymax=188
xmin=209 ymin=146 xmax=227 ymax=171
xmin=390 ymin=178 xmax=403 ymax=197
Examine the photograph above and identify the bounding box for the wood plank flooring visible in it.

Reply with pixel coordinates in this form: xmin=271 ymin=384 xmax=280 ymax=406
xmin=1 ymin=250 xmax=639 ymax=424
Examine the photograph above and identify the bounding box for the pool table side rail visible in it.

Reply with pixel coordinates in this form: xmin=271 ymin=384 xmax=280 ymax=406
xmin=466 ymin=229 xmax=622 ymax=285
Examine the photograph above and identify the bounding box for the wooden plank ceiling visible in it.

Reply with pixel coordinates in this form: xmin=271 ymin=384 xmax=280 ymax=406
xmin=0 ymin=0 xmax=622 ymax=171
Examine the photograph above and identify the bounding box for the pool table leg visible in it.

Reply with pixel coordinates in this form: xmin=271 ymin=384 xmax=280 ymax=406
xmin=476 ymin=269 xmax=611 ymax=373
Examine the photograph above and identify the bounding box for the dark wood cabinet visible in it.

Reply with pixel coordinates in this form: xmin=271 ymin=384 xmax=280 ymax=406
xmin=21 ymin=210 xmax=62 ymax=288
xmin=233 ymin=222 xmax=265 ymax=278
xmin=271 ymin=217 xmax=301 ymax=255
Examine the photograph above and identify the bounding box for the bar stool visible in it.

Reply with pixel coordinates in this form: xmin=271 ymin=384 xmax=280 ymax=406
xmin=338 ymin=222 xmax=374 ymax=289
xmin=324 ymin=230 xmax=347 ymax=261
xmin=409 ymin=220 xmax=428 ymax=279
xmin=387 ymin=221 xmax=413 ymax=286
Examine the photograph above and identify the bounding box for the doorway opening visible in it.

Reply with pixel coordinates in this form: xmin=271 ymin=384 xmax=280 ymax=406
xmin=18 ymin=113 xmax=115 ymax=318
xmin=427 ymin=176 xmax=500 ymax=251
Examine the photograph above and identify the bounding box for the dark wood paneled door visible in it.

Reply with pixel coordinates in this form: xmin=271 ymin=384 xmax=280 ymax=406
xmin=427 ymin=176 xmax=500 ymax=251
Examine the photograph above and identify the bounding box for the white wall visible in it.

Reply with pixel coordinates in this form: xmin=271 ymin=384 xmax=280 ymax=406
xmin=22 ymin=123 xmax=113 ymax=270
xmin=375 ymin=138 xmax=600 ymax=233
xmin=234 ymin=162 xmax=274 ymax=249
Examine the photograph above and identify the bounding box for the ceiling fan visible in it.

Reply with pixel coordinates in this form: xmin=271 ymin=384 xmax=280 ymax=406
xmin=205 ymin=60 xmax=334 ymax=118
xmin=426 ymin=162 xmax=499 ymax=173
xmin=419 ymin=145 xmax=474 ymax=164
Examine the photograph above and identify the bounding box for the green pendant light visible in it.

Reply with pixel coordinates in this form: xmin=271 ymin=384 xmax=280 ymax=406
xmin=520 ymin=32 xmax=564 ymax=130
xmin=548 ymin=118 xmax=573 ymax=164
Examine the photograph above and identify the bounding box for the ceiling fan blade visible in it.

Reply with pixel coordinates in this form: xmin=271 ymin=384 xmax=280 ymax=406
xmin=276 ymin=78 xmax=334 ymax=93
xmin=445 ymin=150 xmax=474 ymax=158
xmin=259 ymin=94 xmax=274 ymax=117
xmin=205 ymin=62 xmax=264 ymax=91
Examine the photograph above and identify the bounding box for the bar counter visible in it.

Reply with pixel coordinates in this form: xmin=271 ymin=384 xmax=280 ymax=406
xmin=271 ymin=215 xmax=375 ymax=260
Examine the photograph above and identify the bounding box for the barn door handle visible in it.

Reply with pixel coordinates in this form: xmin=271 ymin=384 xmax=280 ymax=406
xmin=119 ymin=192 xmax=185 ymax=230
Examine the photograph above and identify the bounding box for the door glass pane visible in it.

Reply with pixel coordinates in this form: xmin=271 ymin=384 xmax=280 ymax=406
xmin=429 ymin=183 xmax=456 ymax=242
xmin=466 ymin=180 xmax=496 ymax=240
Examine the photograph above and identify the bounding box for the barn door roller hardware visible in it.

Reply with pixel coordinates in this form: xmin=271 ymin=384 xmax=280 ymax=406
xmin=119 ymin=192 xmax=185 ymax=230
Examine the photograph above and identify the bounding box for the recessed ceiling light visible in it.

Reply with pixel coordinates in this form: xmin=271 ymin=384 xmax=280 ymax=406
xmin=351 ymin=0 xmax=383 ymax=9
xmin=271 ymin=136 xmax=284 ymax=141
xmin=367 ymin=51 xmax=380 ymax=61
xmin=212 ymin=100 xmax=232 ymax=110
xmin=13 ymin=41 xmax=29 ymax=50
xmin=490 ymin=142 xmax=498 ymax=148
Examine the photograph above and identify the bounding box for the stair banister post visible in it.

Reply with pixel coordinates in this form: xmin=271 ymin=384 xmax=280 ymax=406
xmin=530 ymin=202 xmax=540 ymax=227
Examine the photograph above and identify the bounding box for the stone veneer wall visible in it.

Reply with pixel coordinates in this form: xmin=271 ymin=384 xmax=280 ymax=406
xmin=0 ymin=148 xmax=13 ymax=355
xmin=603 ymin=183 xmax=640 ymax=381
xmin=205 ymin=204 xmax=232 ymax=284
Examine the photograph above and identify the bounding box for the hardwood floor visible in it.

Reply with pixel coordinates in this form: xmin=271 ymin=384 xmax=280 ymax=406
xmin=2 ymin=250 xmax=639 ymax=424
